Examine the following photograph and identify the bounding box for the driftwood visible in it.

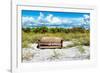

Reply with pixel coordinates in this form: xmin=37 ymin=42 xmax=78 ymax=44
xmin=37 ymin=37 xmax=63 ymax=49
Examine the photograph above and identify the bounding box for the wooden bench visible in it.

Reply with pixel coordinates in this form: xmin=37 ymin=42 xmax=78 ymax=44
xmin=37 ymin=37 xmax=63 ymax=49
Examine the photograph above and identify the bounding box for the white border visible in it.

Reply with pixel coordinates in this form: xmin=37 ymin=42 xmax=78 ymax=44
xmin=12 ymin=2 xmax=97 ymax=73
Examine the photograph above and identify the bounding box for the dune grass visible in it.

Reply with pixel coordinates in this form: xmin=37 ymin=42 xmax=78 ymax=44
xmin=22 ymin=30 xmax=90 ymax=48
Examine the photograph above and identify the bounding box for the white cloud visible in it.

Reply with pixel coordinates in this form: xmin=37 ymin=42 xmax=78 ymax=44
xmin=83 ymin=14 xmax=90 ymax=25
xmin=84 ymin=14 xmax=90 ymax=19
xmin=45 ymin=14 xmax=71 ymax=25
xmin=51 ymin=17 xmax=62 ymax=24
xmin=22 ymin=16 xmax=35 ymax=23
xmin=45 ymin=14 xmax=53 ymax=22
xmin=22 ymin=13 xmax=90 ymax=29
xmin=62 ymin=18 xmax=73 ymax=24
xmin=37 ymin=12 xmax=44 ymax=22
xmin=22 ymin=16 xmax=36 ymax=28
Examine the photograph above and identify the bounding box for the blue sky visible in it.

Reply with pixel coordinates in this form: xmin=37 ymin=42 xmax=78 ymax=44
xmin=22 ymin=10 xmax=90 ymax=29
xmin=22 ymin=10 xmax=89 ymax=18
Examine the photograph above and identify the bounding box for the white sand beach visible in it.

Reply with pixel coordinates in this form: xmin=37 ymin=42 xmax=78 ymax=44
xmin=22 ymin=41 xmax=90 ymax=62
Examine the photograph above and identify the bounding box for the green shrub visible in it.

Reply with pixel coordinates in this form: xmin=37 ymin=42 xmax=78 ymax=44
xmin=40 ymin=26 xmax=48 ymax=33
xmin=22 ymin=28 xmax=31 ymax=32
xmin=22 ymin=27 xmax=89 ymax=33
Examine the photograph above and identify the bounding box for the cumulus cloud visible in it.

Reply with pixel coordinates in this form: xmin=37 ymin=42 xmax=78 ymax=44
xmin=22 ymin=16 xmax=35 ymax=23
xmin=37 ymin=12 xmax=45 ymax=23
xmin=52 ymin=17 xmax=62 ymax=24
xmin=61 ymin=18 xmax=71 ymax=24
xmin=45 ymin=14 xmax=62 ymax=24
xmin=22 ymin=12 xmax=86 ymax=26
xmin=45 ymin=14 xmax=53 ymax=22
xmin=22 ymin=12 xmax=90 ymax=29
xmin=82 ymin=14 xmax=90 ymax=25
xmin=84 ymin=14 xmax=90 ymax=19
xmin=45 ymin=13 xmax=71 ymax=25
xmin=22 ymin=16 xmax=36 ymax=28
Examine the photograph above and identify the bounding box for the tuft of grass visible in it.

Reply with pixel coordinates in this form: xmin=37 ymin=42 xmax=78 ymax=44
xmin=48 ymin=49 xmax=62 ymax=60
xmin=77 ymin=45 xmax=85 ymax=53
